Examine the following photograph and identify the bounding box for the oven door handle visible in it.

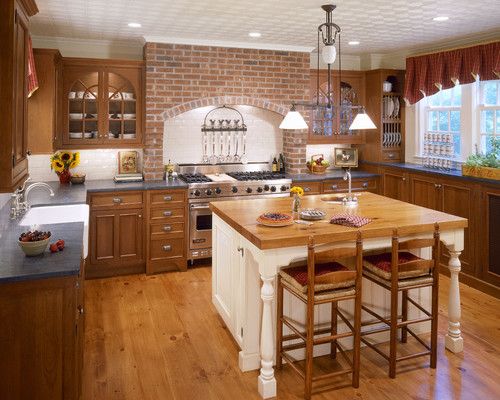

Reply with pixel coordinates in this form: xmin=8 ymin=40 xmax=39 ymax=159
xmin=190 ymin=204 xmax=211 ymax=210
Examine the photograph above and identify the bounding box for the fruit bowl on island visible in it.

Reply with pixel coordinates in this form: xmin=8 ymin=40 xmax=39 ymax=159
xmin=306 ymin=154 xmax=330 ymax=174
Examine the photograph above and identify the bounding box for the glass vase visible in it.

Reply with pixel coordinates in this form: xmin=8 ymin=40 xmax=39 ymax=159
xmin=58 ymin=169 xmax=72 ymax=184
xmin=291 ymin=194 xmax=301 ymax=220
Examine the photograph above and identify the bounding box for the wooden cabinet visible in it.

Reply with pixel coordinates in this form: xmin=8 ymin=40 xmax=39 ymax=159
xmin=308 ymin=70 xmax=365 ymax=144
xmin=146 ymin=189 xmax=188 ymax=274
xmin=27 ymin=49 xmax=61 ymax=154
xmin=0 ymin=0 xmax=38 ymax=192
xmin=295 ymin=181 xmax=322 ymax=195
xmin=87 ymin=191 xmax=145 ymax=278
xmin=480 ymin=186 xmax=500 ymax=287
xmin=382 ymin=168 xmax=409 ymax=201
xmin=292 ymin=176 xmax=379 ymax=195
xmin=0 ymin=273 xmax=83 ymax=399
xmin=59 ymin=58 xmax=144 ymax=149
xmin=359 ymin=69 xmax=405 ymax=163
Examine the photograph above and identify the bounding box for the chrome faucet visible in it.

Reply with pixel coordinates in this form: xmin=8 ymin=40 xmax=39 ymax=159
xmin=341 ymin=168 xmax=358 ymax=206
xmin=10 ymin=178 xmax=55 ymax=219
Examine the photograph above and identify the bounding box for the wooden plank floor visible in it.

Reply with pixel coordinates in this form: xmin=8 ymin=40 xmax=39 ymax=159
xmin=83 ymin=266 xmax=500 ymax=400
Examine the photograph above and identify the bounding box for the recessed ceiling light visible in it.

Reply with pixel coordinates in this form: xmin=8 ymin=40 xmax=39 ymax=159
xmin=433 ymin=16 xmax=449 ymax=22
xmin=128 ymin=22 xmax=142 ymax=28
xmin=348 ymin=41 xmax=360 ymax=46
xmin=249 ymin=32 xmax=262 ymax=38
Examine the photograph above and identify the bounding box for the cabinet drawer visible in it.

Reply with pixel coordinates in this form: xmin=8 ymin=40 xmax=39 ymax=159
xmin=150 ymin=207 xmax=185 ymax=222
xmin=150 ymin=222 xmax=185 ymax=239
xmin=293 ymin=181 xmax=321 ymax=195
xmin=323 ymin=179 xmax=377 ymax=193
xmin=382 ymin=150 xmax=401 ymax=161
xmin=149 ymin=238 xmax=184 ymax=260
xmin=89 ymin=192 xmax=144 ymax=209
xmin=149 ymin=190 xmax=186 ymax=208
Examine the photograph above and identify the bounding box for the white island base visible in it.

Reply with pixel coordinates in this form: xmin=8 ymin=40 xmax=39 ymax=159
xmin=211 ymin=214 xmax=464 ymax=399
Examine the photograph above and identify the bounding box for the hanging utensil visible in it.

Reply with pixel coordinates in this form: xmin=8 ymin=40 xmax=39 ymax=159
xmin=226 ymin=131 xmax=232 ymax=162
xmin=202 ymin=131 xmax=209 ymax=163
xmin=234 ymin=131 xmax=240 ymax=162
xmin=210 ymin=132 xmax=217 ymax=164
xmin=240 ymin=130 xmax=248 ymax=164
xmin=219 ymin=131 xmax=225 ymax=162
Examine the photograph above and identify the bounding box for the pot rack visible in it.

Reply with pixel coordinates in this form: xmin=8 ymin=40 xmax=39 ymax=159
xmin=201 ymin=105 xmax=247 ymax=132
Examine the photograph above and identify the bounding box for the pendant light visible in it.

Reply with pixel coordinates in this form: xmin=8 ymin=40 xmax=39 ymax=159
xmin=280 ymin=4 xmax=376 ymax=132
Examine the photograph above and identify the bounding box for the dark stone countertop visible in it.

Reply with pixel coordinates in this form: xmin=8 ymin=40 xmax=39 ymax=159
xmin=361 ymin=161 xmax=500 ymax=186
xmin=287 ymin=170 xmax=380 ymax=182
xmin=0 ymin=178 xmax=188 ymax=284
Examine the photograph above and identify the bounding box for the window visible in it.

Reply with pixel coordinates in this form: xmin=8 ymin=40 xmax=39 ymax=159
xmin=479 ymin=81 xmax=500 ymax=153
xmin=421 ymin=85 xmax=462 ymax=168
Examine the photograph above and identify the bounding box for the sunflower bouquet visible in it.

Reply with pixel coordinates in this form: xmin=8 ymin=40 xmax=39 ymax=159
xmin=50 ymin=151 xmax=80 ymax=183
xmin=290 ymin=186 xmax=304 ymax=214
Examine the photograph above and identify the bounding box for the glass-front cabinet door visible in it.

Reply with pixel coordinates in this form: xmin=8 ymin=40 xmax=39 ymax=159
xmin=104 ymin=68 xmax=142 ymax=144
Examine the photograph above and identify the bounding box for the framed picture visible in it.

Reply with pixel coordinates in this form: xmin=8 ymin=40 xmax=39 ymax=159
xmin=334 ymin=148 xmax=358 ymax=168
xmin=118 ymin=151 xmax=139 ymax=174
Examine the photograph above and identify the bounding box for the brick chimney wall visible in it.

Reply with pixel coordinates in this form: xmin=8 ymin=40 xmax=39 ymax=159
xmin=143 ymin=42 xmax=310 ymax=179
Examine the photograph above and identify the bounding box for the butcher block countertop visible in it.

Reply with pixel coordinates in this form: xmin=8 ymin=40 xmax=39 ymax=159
xmin=209 ymin=192 xmax=468 ymax=250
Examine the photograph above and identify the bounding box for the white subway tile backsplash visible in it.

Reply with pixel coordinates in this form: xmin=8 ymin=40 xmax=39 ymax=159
xmin=163 ymin=105 xmax=283 ymax=165
xmin=28 ymin=149 xmax=143 ymax=182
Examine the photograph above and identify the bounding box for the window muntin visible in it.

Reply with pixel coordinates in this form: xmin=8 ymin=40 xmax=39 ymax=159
xmin=479 ymin=81 xmax=500 ymax=153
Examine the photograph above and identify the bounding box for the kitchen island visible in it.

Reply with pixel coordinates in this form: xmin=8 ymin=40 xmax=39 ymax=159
xmin=209 ymin=192 xmax=467 ymax=399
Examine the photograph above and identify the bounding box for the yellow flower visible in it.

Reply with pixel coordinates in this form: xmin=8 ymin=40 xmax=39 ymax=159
xmin=60 ymin=151 xmax=72 ymax=163
xmin=69 ymin=152 xmax=80 ymax=169
xmin=290 ymin=186 xmax=304 ymax=196
xmin=52 ymin=160 xmax=65 ymax=173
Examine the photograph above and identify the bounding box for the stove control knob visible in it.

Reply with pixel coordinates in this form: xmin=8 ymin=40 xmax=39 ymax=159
xmin=270 ymin=186 xmax=276 ymax=192
xmin=257 ymin=187 xmax=263 ymax=193
xmin=246 ymin=187 xmax=253 ymax=194
xmin=280 ymin=185 xmax=288 ymax=192
xmin=194 ymin=190 xmax=201 ymax=197
xmin=205 ymin=189 xmax=212 ymax=196
xmin=231 ymin=186 xmax=238 ymax=193
xmin=264 ymin=185 xmax=270 ymax=191
xmin=215 ymin=187 xmax=222 ymax=194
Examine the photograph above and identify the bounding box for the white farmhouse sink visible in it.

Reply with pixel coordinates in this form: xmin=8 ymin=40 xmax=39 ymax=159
xmin=20 ymin=204 xmax=89 ymax=258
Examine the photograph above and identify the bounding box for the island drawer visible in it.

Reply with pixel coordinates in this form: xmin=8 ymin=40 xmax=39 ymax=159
xmin=322 ymin=178 xmax=377 ymax=193
xmin=149 ymin=190 xmax=186 ymax=208
xmin=150 ymin=222 xmax=185 ymax=238
xmin=292 ymin=181 xmax=322 ymax=195
xmin=89 ymin=191 xmax=144 ymax=210
xmin=149 ymin=238 xmax=184 ymax=260
xmin=149 ymin=207 xmax=185 ymax=222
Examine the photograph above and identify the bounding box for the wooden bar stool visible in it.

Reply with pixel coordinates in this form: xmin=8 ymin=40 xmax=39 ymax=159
xmin=361 ymin=223 xmax=440 ymax=378
xmin=276 ymin=233 xmax=363 ymax=399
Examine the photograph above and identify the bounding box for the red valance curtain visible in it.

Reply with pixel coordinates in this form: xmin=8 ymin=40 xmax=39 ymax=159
xmin=404 ymin=41 xmax=500 ymax=105
xmin=27 ymin=36 xmax=38 ymax=98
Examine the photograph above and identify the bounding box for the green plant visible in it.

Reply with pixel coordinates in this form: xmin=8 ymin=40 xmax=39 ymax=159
xmin=464 ymin=137 xmax=500 ymax=168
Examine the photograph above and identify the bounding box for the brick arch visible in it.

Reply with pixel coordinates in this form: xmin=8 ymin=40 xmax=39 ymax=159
xmin=161 ymin=96 xmax=289 ymax=120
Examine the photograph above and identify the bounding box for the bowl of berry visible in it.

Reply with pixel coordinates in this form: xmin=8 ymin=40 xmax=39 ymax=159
xmin=18 ymin=230 xmax=51 ymax=256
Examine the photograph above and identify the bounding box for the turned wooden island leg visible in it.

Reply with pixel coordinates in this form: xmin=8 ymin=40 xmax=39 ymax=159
xmin=445 ymin=247 xmax=464 ymax=353
xmin=258 ymin=274 xmax=277 ymax=399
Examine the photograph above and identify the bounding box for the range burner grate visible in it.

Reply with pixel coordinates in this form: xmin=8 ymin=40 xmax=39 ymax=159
xmin=227 ymin=171 xmax=286 ymax=181
xmin=178 ymin=173 xmax=212 ymax=183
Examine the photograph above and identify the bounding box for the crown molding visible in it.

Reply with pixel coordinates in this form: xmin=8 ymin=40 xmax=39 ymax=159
xmin=142 ymin=35 xmax=314 ymax=53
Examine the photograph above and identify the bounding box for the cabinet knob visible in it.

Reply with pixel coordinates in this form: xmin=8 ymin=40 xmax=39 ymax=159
xmin=77 ymin=305 xmax=84 ymax=315
xmin=163 ymin=210 xmax=172 ymax=217
xmin=402 ymin=177 xmax=406 ymax=181
xmin=138 ymin=214 xmax=142 ymax=218
xmin=113 ymin=197 xmax=122 ymax=204
xmin=162 ymin=245 xmax=172 ymax=252
xmin=163 ymin=195 xmax=172 ymax=201
xmin=304 ymin=187 xmax=311 ymax=192
xmin=362 ymin=182 xmax=368 ymax=188
xmin=163 ymin=225 xmax=172 ymax=232
xmin=388 ymin=154 xmax=394 ymax=158
xmin=331 ymin=184 xmax=338 ymax=189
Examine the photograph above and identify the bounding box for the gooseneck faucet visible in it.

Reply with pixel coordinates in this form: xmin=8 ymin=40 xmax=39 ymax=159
xmin=341 ymin=167 xmax=358 ymax=206
xmin=10 ymin=178 xmax=55 ymax=219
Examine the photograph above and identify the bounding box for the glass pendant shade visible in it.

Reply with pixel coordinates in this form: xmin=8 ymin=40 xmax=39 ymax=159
xmin=349 ymin=112 xmax=376 ymax=130
xmin=279 ymin=110 xmax=308 ymax=130
xmin=322 ymin=44 xmax=337 ymax=64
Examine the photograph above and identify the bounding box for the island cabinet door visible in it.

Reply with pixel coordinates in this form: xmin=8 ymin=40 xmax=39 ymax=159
xmin=410 ymin=173 xmax=440 ymax=210
xmin=212 ymin=217 xmax=242 ymax=339
xmin=382 ymin=169 xmax=409 ymax=202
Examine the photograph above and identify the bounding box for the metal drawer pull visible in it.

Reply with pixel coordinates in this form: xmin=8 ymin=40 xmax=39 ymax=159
xmin=78 ymin=305 xmax=84 ymax=315
xmin=163 ymin=211 xmax=172 ymax=216
xmin=304 ymin=187 xmax=311 ymax=192
xmin=331 ymin=184 xmax=338 ymax=189
xmin=435 ymin=183 xmax=442 ymax=189
xmin=163 ymin=225 xmax=172 ymax=232
xmin=163 ymin=195 xmax=172 ymax=201
xmin=113 ymin=197 xmax=122 ymax=204
xmin=362 ymin=182 xmax=368 ymax=188
xmin=162 ymin=245 xmax=172 ymax=252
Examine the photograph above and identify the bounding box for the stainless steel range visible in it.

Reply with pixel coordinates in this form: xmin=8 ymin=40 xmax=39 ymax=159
xmin=177 ymin=162 xmax=291 ymax=261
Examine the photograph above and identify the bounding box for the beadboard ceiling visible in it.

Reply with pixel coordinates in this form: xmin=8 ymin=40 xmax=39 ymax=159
xmin=31 ymin=0 xmax=500 ymax=54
